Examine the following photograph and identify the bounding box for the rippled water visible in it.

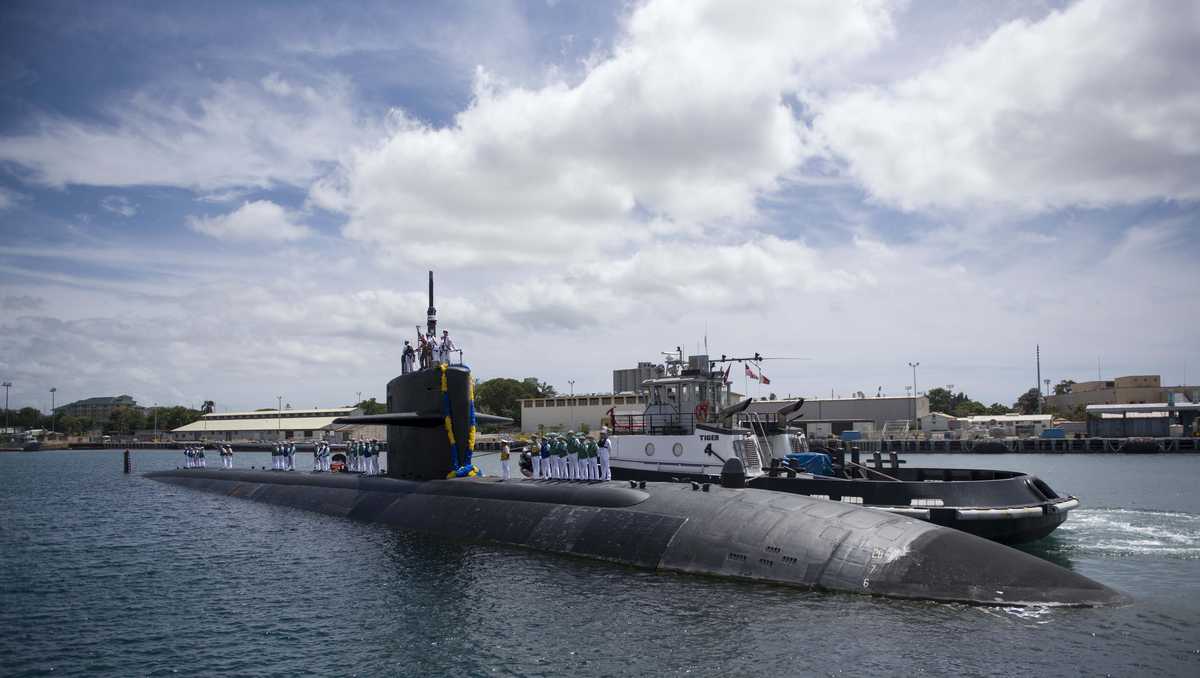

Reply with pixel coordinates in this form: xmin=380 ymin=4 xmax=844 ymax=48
xmin=2 ymin=450 xmax=1198 ymax=677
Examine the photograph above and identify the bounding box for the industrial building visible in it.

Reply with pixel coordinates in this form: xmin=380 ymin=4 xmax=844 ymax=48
xmin=171 ymin=407 xmax=362 ymax=442
xmin=1085 ymin=399 xmax=1200 ymax=438
xmin=518 ymin=393 xmax=647 ymax=434
xmin=745 ymin=395 xmax=930 ymax=433
xmin=960 ymin=414 xmax=1054 ymax=438
xmin=1046 ymin=375 xmax=1200 ymax=410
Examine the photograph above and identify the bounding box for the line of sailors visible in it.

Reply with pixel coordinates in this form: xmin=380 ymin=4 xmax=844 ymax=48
xmin=271 ymin=442 xmax=296 ymax=471
xmin=527 ymin=429 xmax=612 ymax=481
xmin=183 ymin=444 xmax=235 ymax=469
xmin=311 ymin=441 xmax=332 ymax=472
xmin=347 ymin=439 xmax=382 ymax=475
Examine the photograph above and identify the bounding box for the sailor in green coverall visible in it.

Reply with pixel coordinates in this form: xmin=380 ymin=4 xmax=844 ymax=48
xmin=566 ymin=431 xmax=581 ymax=480
xmin=553 ymin=434 xmax=568 ymax=479
xmin=584 ymin=435 xmax=599 ymax=480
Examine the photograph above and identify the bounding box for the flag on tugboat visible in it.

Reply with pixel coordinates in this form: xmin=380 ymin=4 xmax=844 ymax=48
xmin=745 ymin=365 xmax=759 ymax=381
xmin=722 ymin=364 xmax=732 ymax=384
xmin=760 ymin=370 xmax=771 ymax=385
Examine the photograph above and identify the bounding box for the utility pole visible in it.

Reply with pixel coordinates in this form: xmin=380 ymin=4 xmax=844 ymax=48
xmin=277 ymin=395 xmax=283 ymax=441
xmin=568 ymin=380 xmax=576 ymax=430
xmin=49 ymin=387 xmax=57 ymax=434
xmin=908 ymin=362 xmax=919 ymax=424
xmin=153 ymin=403 xmax=159 ymax=442
xmin=1036 ymin=345 xmax=1042 ymax=414
xmin=2 ymin=381 xmax=10 ymax=435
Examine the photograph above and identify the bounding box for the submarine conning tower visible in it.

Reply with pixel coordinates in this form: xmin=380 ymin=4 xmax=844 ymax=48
xmin=385 ymin=365 xmax=474 ymax=480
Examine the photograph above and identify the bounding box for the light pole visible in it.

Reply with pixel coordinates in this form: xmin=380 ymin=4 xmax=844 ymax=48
xmin=907 ymin=362 xmax=919 ymax=425
xmin=356 ymin=391 xmax=362 ymax=407
xmin=2 ymin=381 xmax=10 ymax=435
xmin=568 ymin=380 xmax=576 ymax=431
xmin=1044 ymin=378 xmax=1051 ymax=413
xmin=277 ymin=395 xmax=283 ymax=441
xmin=153 ymin=403 xmax=159 ymax=442
xmin=49 ymin=387 xmax=57 ymax=434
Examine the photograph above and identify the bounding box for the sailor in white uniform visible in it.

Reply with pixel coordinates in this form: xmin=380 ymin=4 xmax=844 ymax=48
xmin=529 ymin=436 xmax=542 ymax=479
xmin=402 ymin=341 xmax=416 ymax=374
xmin=598 ymin=430 xmax=612 ymax=481
xmin=499 ymin=441 xmax=511 ymax=480
xmin=183 ymin=446 xmax=192 ymax=468
xmin=437 ymin=330 xmax=455 ymax=364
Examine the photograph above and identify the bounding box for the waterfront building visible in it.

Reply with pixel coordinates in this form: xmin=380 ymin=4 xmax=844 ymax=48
xmin=54 ymin=394 xmax=144 ymax=422
xmin=919 ymin=412 xmax=959 ymax=432
xmin=1046 ymin=375 xmax=1200 ymax=411
xmin=519 ymin=393 xmax=647 ymax=433
xmin=961 ymin=414 xmax=1053 ymax=437
xmin=170 ymin=407 xmax=361 ymax=442
xmin=1085 ymin=399 xmax=1200 ymax=437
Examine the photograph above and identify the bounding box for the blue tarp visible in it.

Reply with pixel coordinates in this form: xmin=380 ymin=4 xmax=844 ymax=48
xmin=785 ymin=452 xmax=834 ymax=476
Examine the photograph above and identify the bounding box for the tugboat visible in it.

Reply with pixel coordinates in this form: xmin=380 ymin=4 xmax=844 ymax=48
xmin=607 ymin=351 xmax=1078 ymax=545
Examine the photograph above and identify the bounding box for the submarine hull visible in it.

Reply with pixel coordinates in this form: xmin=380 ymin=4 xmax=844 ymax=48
xmin=146 ymin=468 xmax=1124 ymax=607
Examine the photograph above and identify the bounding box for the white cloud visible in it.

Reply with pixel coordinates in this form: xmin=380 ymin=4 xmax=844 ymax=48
xmin=813 ymin=0 xmax=1200 ymax=211
xmin=187 ymin=200 xmax=313 ymax=241
xmin=0 ymin=73 xmax=375 ymax=191
xmin=315 ymin=0 xmax=898 ymax=265
xmin=0 ymin=187 xmax=21 ymax=211
xmin=100 ymin=195 xmax=138 ymax=217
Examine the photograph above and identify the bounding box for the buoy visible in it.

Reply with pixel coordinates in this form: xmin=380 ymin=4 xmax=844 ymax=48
xmin=123 ymin=449 xmax=132 ymax=474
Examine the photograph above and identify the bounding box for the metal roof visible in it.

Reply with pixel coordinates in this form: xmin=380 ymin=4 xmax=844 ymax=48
xmin=1085 ymin=402 xmax=1200 ymax=413
xmin=201 ymin=407 xmax=356 ymax=419
xmin=173 ymin=415 xmax=346 ymax=432
xmin=962 ymin=414 xmax=1053 ymax=423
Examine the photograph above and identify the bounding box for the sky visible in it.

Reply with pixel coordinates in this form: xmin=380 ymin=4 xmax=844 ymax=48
xmin=1 ymin=0 xmax=1198 ymax=414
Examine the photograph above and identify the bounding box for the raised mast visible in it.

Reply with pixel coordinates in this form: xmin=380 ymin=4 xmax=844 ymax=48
xmin=426 ymin=270 xmax=437 ymax=337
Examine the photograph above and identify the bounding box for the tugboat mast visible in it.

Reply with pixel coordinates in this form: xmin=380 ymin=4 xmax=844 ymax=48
xmin=426 ymin=270 xmax=437 ymax=337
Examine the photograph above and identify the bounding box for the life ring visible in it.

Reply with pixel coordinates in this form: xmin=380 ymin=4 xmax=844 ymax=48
xmin=693 ymin=401 xmax=711 ymax=422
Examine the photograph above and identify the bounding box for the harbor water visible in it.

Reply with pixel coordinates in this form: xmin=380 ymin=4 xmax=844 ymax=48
xmin=2 ymin=450 xmax=1198 ymax=677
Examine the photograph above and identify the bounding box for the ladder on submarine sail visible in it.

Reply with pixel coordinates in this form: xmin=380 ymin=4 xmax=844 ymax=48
xmin=607 ymin=352 xmax=768 ymax=481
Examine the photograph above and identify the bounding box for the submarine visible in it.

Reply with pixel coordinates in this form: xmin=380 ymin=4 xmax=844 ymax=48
xmin=147 ymin=273 xmax=1124 ymax=607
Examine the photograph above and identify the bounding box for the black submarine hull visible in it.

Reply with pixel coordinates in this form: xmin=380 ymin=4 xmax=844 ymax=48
xmin=147 ymin=468 xmax=1125 ymax=607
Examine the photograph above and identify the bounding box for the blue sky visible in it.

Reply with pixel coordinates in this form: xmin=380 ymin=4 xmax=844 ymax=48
xmin=1 ymin=0 xmax=1197 ymax=413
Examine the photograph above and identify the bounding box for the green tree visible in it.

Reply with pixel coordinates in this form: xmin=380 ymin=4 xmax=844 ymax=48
xmin=953 ymin=400 xmax=988 ymax=417
xmin=1014 ymin=388 xmax=1041 ymax=415
xmin=354 ymin=398 xmax=386 ymax=415
xmin=986 ymin=402 xmax=1012 ymax=415
xmin=926 ymin=387 xmax=953 ymax=413
xmin=1053 ymin=379 xmax=1076 ymax=395
xmin=108 ymin=406 xmax=146 ymax=434
xmin=475 ymin=377 xmax=540 ymax=426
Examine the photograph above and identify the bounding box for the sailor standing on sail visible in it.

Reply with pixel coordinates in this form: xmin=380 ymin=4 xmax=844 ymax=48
xmin=313 ymin=443 xmax=322 ymax=471
xmin=499 ymin=441 xmax=511 ymax=481
xmin=349 ymin=440 xmax=359 ymax=473
xmin=438 ymin=330 xmax=456 ymax=365
xmin=597 ymin=429 xmax=612 ymax=481
xmin=183 ymin=446 xmax=191 ymax=468
xmin=401 ymin=340 xmax=416 ymax=374
xmin=197 ymin=445 xmax=206 ymax=468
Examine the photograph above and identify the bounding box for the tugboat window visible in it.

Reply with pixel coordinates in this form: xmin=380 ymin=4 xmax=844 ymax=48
xmin=672 ymin=442 xmax=684 ymax=457
xmin=645 ymin=442 xmax=655 ymax=456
